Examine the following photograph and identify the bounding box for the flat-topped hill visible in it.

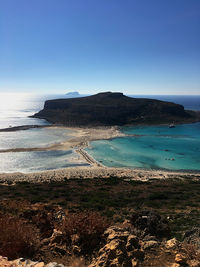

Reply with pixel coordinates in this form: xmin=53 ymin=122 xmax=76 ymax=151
xmin=65 ymin=91 xmax=81 ymax=98
xmin=33 ymin=92 xmax=200 ymax=126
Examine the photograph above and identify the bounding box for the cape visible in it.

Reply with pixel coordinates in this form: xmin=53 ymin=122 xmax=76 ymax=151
xmin=33 ymin=92 xmax=199 ymax=126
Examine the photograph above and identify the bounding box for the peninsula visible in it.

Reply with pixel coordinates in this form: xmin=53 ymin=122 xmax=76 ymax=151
xmin=33 ymin=92 xmax=200 ymax=126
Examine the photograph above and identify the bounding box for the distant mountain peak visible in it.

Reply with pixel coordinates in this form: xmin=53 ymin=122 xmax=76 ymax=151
xmin=65 ymin=91 xmax=80 ymax=97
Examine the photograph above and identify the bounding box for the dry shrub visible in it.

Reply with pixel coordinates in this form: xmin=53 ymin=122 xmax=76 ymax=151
xmin=182 ymin=242 xmax=200 ymax=261
xmin=0 ymin=199 xmax=31 ymax=214
xmin=68 ymin=256 xmax=87 ymax=267
xmin=60 ymin=211 xmax=109 ymax=255
xmin=30 ymin=209 xmax=54 ymax=238
xmin=0 ymin=214 xmax=39 ymax=259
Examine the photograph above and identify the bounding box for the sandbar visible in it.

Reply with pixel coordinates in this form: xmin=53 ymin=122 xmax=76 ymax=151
xmin=0 ymin=125 xmax=200 ymax=183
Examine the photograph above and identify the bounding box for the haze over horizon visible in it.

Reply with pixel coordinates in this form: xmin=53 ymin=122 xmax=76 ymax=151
xmin=1 ymin=0 xmax=200 ymax=95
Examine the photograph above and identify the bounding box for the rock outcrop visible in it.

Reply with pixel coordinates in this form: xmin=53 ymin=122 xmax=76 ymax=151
xmin=0 ymin=256 xmax=65 ymax=267
xmin=1 ymin=203 xmax=200 ymax=267
xmin=1 ymin=212 xmax=200 ymax=267
xmin=89 ymin=211 xmax=200 ymax=266
xmin=33 ymin=92 xmax=199 ymax=126
xmin=89 ymin=225 xmax=144 ymax=267
xmin=183 ymin=228 xmax=200 ymax=249
xmin=130 ymin=210 xmax=171 ymax=238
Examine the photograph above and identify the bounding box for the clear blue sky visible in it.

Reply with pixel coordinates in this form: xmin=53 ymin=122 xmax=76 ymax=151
xmin=0 ymin=0 xmax=200 ymax=95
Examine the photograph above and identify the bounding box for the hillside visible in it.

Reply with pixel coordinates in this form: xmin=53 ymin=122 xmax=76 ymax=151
xmin=0 ymin=177 xmax=200 ymax=266
xmin=33 ymin=92 xmax=199 ymax=126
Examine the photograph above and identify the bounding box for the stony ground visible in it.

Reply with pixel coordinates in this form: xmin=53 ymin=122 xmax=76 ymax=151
xmin=0 ymin=177 xmax=200 ymax=266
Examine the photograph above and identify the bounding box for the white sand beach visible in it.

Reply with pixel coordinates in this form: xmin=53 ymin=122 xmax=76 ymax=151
xmin=0 ymin=125 xmax=200 ymax=183
xmin=0 ymin=126 xmax=126 ymax=167
xmin=0 ymin=126 xmax=125 ymax=153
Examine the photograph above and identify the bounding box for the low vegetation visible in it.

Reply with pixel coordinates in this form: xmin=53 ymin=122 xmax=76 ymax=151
xmin=0 ymin=177 xmax=199 ymax=265
xmin=0 ymin=214 xmax=39 ymax=259
xmin=59 ymin=211 xmax=109 ymax=255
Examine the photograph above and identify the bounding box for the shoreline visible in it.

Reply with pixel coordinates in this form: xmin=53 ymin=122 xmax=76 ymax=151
xmin=0 ymin=125 xmax=126 ymax=172
xmin=1 ymin=118 xmax=200 ymax=133
xmin=0 ymin=124 xmax=200 ymax=180
xmin=0 ymin=125 xmax=126 ymax=157
xmin=0 ymin=166 xmax=200 ymax=184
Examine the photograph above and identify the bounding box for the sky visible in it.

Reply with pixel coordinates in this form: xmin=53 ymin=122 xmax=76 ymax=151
xmin=0 ymin=0 xmax=200 ymax=95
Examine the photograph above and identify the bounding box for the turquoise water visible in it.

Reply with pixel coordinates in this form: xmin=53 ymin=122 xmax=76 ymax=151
xmin=86 ymin=123 xmax=200 ymax=171
xmin=0 ymin=93 xmax=199 ymax=173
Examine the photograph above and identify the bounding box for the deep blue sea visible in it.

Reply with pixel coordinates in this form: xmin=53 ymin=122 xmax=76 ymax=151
xmin=0 ymin=93 xmax=199 ymax=172
xmin=129 ymin=95 xmax=200 ymax=111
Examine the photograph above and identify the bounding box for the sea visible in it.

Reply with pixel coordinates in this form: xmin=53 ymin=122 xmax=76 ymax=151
xmin=0 ymin=93 xmax=200 ymax=173
xmin=0 ymin=93 xmax=89 ymax=172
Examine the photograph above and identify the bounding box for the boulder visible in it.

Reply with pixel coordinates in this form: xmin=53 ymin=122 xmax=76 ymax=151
xmin=183 ymin=228 xmax=200 ymax=249
xmin=89 ymin=225 xmax=144 ymax=267
xmin=46 ymin=263 xmax=65 ymax=267
xmin=175 ymin=253 xmax=187 ymax=264
xmin=130 ymin=210 xmax=171 ymax=238
xmin=50 ymin=229 xmax=63 ymax=245
xmin=35 ymin=263 xmax=45 ymax=267
xmin=0 ymin=256 xmax=73 ymax=267
xmin=126 ymin=235 xmax=140 ymax=251
xmin=165 ymin=238 xmax=178 ymax=249
xmin=188 ymin=259 xmax=200 ymax=267
xmin=142 ymin=240 xmax=159 ymax=250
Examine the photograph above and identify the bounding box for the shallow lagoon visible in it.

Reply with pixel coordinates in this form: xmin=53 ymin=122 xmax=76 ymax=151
xmin=0 ymin=127 xmax=73 ymax=150
xmin=86 ymin=122 xmax=200 ymax=171
xmin=0 ymin=150 xmax=89 ymax=173
xmin=0 ymin=126 xmax=89 ymax=173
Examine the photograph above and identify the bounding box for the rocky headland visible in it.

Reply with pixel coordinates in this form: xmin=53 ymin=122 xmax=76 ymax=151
xmin=33 ymin=92 xmax=200 ymax=126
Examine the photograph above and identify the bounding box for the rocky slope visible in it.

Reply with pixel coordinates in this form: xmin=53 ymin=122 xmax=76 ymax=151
xmin=1 ymin=210 xmax=200 ymax=266
xmin=33 ymin=92 xmax=200 ymax=126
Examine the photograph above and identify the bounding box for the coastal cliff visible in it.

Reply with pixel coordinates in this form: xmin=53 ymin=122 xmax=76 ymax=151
xmin=33 ymin=92 xmax=199 ymax=126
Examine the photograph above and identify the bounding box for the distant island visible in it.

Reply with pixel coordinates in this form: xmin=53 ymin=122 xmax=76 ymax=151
xmin=33 ymin=92 xmax=200 ymax=126
xmin=65 ymin=91 xmax=81 ymax=98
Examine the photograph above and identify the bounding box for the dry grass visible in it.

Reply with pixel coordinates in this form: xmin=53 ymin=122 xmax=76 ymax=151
xmin=0 ymin=178 xmax=199 ymax=264
xmin=0 ymin=199 xmax=31 ymax=215
xmin=0 ymin=214 xmax=39 ymax=259
xmin=60 ymin=211 xmax=109 ymax=255
xmin=182 ymin=242 xmax=200 ymax=261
